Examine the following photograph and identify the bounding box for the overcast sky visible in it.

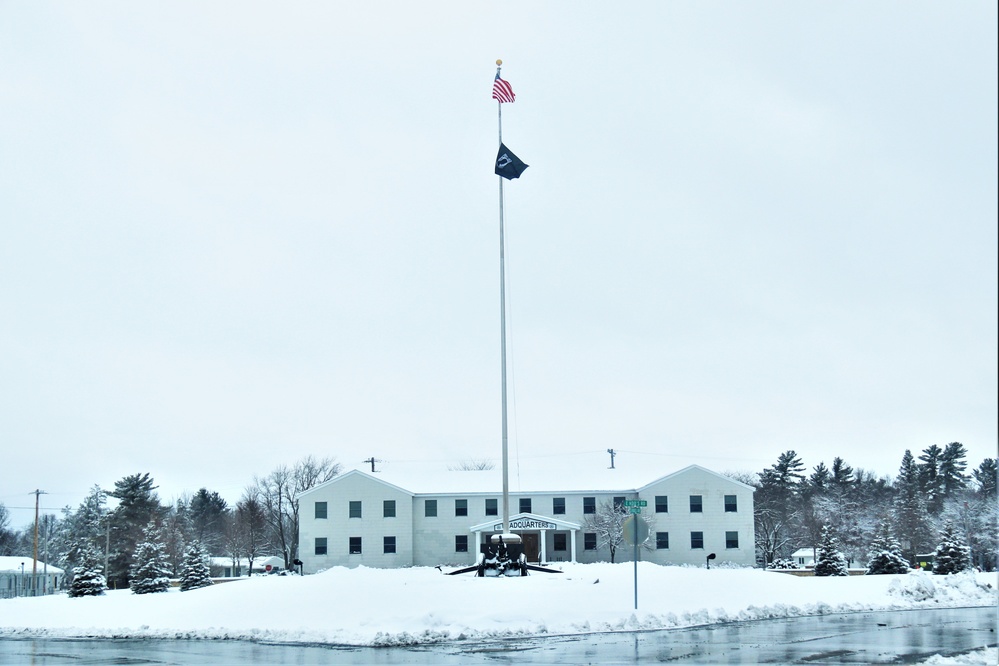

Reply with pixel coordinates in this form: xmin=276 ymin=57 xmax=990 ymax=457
xmin=2 ymin=2 xmax=996 ymax=529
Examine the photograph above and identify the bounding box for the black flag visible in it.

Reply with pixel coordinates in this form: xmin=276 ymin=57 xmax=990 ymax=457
xmin=495 ymin=143 xmax=529 ymax=180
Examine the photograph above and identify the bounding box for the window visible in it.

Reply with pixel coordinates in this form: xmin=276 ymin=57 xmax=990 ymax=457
xmin=725 ymin=495 xmax=738 ymax=512
xmin=584 ymin=532 xmax=597 ymax=550
xmin=689 ymin=495 xmax=702 ymax=513
xmin=726 ymin=531 xmax=739 ymax=549
xmin=349 ymin=537 xmax=362 ymax=554
xmin=485 ymin=498 xmax=498 ymax=516
xmin=656 ymin=532 xmax=669 ymax=549
xmin=315 ymin=537 xmax=327 ymax=555
xmin=384 ymin=500 xmax=396 ymax=518
xmin=425 ymin=499 xmax=437 ymax=517
xmin=583 ymin=497 xmax=596 ymax=514
xmin=554 ymin=533 xmax=567 ymax=551
xmin=383 ymin=536 xmax=396 ymax=554
xmin=690 ymin=531 xmax=704 ymax=549
xmin=553 ymin=497 xmax=566 ymax=515
xmin=349 ymin=501 xmax=362 ymax=518
xmin=613 ymin=496 xmax=626 ymax=511
xmin=315 ymin=501 xmax=328 ymax=520
xmin=455 ymin=499 xmax=468 ymax=517
xmin=655 ymin=496 xmax=668 ymax=513
xmin=519 ymin=498 xmax=532 ymax=513
xmin=455 ymin=535 xmax=468 ymax=552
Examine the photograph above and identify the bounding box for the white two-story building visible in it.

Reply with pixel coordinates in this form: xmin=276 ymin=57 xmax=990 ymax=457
xmin=298 ymin=460 xmax=755 ymax=573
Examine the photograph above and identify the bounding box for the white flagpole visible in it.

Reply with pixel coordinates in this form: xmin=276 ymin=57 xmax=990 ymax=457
xmin=496 ymin=59 xmax=510 ymax=536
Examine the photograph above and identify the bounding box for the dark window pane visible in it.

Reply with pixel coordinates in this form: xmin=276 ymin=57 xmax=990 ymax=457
xmin=349 ymin=537 xmax=362 ymax=554
xmin=613 ymin=496 xmax=626 ymax=511
xmin=519 ymin=498 xmax=531 ymax=513
xmin=425 ymin=500 xmax=437 ymax=517
xmin=455 ymin=499 xmax=468 ymax=517
xmin=584 ymin=533 xmax=597 ymax=550
xmin=691 ymin=531 xmax=703 ymax=549
xmin=553 ymin=497 xmax=566 ymax=515
xmin=384 ymin=500 xmax=396 ymax=518
xmin=656 ymin=532 xmax=669 ymax=549
xmin=583 ymin=497 xmax=596 ymax=514
xmin=455 ymin=535 xmax=468 ymax=552
xmin=689 ymin=495 xmax=702 ymax=513
xmin=315 ymin=537 xmax=327 ymax=555
xmin=726 ymin=531 xmax=739 ymax=549
xmin=349 ymin=501 xmax=362 ymax=518
xmin=315 ymin=502 xmax=328 ymax=520
xmin=724 ymin=495 xmax=737 ymax=512
xmin=655 ymin=496 xmax=668 ymax=513
xmin=383 ymin=536 xmax=396 ymax=554
xmin=554 ymin=533 xmax=567 ymax=551
xmin=485 ymin=499 xmax=498 ymax=516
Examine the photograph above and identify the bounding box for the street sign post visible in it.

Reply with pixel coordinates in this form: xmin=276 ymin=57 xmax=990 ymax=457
xmin=622 ymin=514 xmax=650 ymax=609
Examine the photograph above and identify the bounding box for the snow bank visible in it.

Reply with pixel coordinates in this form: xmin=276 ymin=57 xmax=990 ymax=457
xmin=0 ymin=564 xmax=994 ymax=646
xmin=919 ymin=648 xmax=999 ymax=665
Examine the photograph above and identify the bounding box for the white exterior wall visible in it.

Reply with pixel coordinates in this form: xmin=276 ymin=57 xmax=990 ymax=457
xmin=299 ymin=471 xmax=414 ymax=571
xmin=298 ymin=465 xmax=756 ymax=573
xmin=638 ymin=466 xmax=756 ymax=566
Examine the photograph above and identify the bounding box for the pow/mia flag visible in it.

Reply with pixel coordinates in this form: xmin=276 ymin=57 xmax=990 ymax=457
xmin=495 ymin=143 xmax=529 ymax=180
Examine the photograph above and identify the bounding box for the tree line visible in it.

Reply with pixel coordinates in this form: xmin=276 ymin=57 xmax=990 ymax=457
xmin=0 ymin=455 xmax=340 ymax=589
xmin=740 ymin=443 xmax=996 ymax=571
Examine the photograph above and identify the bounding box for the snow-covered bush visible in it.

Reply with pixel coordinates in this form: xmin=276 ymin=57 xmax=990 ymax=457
xmin=130 ymin=521 xmax=172 ymax=594
xmin=814 ymin=525 xmax=848 ymax=577
xmin=68 ymin=544 xmax=107 ymax=597
xmin=932 ymin=520 xmax=971 ymax=575
xmin=766 ymin=558 xmax=799 ymax=570
xmin=179 ymin=541 xmax=213 ymax=592
xmin=866 ymin=520 xmax=910 ymax=575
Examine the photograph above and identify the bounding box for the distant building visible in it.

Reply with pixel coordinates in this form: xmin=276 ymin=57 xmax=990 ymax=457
xmin=0 ymin=556 xmax=65 ymax=598
xmin=298 ymin=463 xmax=756 ymax=572
xmin=208 ymin=555 xmax=286 ymax=578
xmin=790 ymin=547 xmax=816 ymax=568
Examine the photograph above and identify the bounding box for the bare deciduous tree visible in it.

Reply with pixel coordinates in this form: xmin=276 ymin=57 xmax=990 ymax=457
xmin=255 ymin=456 xmax=341 ymax=567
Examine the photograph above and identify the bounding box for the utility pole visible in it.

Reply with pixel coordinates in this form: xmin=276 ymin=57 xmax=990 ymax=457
xmin=31 ymin=489 xmax=47 ymax=596
xmin=607 ymin=449 xmax=616 ymax=469
xmin=363 ymin=457 xmax=381 ymax=473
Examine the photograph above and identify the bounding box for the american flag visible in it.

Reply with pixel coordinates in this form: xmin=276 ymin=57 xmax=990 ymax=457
xmin=492 ymin=73 xmax=515 ymax=103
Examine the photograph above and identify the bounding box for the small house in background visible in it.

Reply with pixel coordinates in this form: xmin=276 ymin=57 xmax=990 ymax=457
xmin=790 ymin=547 xmax=816 ymax=568
xmin=208 ymin=555 xmax=285 ymax=578
xmin=0 ymin=556 xmax=65 ymax=598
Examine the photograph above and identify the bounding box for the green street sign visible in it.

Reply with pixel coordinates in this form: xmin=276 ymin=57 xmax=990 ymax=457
xmin=622 ymin=499 xmax=648 ymax=507
xmin=629 ymin=507 xmax=642 ymax=514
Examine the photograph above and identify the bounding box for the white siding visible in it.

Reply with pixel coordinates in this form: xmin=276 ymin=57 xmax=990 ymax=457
xmin=298 ymin=465 xmax=756 ymax=572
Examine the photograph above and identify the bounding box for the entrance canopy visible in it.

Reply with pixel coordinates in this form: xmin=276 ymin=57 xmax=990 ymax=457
xmin=468 ymin=513 xmax=581 ymax=564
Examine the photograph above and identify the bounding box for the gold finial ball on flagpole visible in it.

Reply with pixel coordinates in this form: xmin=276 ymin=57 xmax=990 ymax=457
xmin=496 ymin=59 xmax=503 ymax=66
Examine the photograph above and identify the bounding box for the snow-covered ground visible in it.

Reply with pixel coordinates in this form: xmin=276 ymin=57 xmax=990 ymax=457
xmin=0 ymin=564 xmax=994 ymax=649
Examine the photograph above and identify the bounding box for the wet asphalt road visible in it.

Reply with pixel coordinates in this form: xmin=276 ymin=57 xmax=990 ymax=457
xmin=0 ymin=606 xmax=995 ymax=664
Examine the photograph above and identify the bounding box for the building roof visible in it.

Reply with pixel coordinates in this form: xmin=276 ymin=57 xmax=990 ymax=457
xmin=0 ymin=556 xmax=65 ymax=575
xmin=301 ymin=454 xmax=753 ymax=498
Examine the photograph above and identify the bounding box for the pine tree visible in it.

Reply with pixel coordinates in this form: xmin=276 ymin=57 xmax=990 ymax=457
xmin=932 ymin=520 xmax=971 ymax=575
xmin=179 ymin=541 xmax=214 ymax=591
xmin=130 ymin=521 xmax=172 ymax=594
xmin=918 ymin=444 xmax=945 ymax=514
xmin=68 ymin=544 xmax=107 ymax=597
xmin=814 ymin=525 xmax=848 ymax=576
xmin=865 ymin=520 xmax=910 ymax=575
xmin=108 ymin=473 xmax=165 ymax=589
xmin=972 ymin=458 xmax=997 ymax=498
xmin=938 ymin=442 xmax=968 ymax=495
xmin=894 ymin=449 xmax=933 ymax=563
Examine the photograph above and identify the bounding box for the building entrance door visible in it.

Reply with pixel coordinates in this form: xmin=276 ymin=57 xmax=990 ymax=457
xmin=521 ymin=533 xmax=539 ymax=562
